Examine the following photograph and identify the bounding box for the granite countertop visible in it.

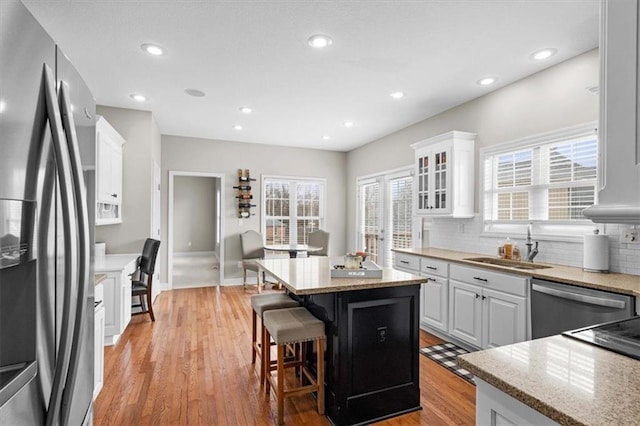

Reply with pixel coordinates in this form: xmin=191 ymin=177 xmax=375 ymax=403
xmin=257 ymin=256 xmax=425 ymax=295
xmin=94 ymin=253 xmax=138 ymax=273
xmin=458 ymin=335 xmax=640 ymax=425
xmin=95 ymin=273 xmax=107 ymax=286
xmin=393 ymin=247 xmax=640 ymax=297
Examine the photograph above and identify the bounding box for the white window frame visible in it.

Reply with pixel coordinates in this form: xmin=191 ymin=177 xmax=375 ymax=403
xmin=481 ymin=122 xmax=599 ymax=242
xmin=261 ymin=175 xmax=327 ymax=245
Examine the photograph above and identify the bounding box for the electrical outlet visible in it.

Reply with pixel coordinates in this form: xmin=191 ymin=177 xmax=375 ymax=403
xmin=623 ymin=230 xmax=638 ymax=243
xmin=457 ymin=223 xmax=465 ymax=233
xmin=621 ymin=225 xmax=639 ymax=243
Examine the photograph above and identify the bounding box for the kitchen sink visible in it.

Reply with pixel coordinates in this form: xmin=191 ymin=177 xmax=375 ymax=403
xmin=463 ymin=257 xmax=553 ymax=270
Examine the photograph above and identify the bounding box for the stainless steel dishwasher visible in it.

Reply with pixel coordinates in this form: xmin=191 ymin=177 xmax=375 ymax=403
xmin=531 ymin=278 xmax=635 ymax=339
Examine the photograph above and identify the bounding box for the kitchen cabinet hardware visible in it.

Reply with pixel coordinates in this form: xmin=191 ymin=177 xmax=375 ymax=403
xmin=473 ymin=276 xmax=488 ymax=282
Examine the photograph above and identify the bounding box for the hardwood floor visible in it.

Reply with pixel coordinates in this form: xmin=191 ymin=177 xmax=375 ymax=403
xmin=95 ymin=286 xmax=475 ymax=425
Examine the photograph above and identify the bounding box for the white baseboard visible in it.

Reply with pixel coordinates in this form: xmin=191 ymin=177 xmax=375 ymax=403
xmin=173 ymin=250 xmax=217 ymax=258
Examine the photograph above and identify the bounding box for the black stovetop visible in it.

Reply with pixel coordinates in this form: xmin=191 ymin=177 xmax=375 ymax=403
xmin=563 ymin=316 xmax=640 ymax=361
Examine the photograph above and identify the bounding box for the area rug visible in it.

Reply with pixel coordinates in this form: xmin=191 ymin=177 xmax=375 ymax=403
xmin=420 ymin=342 xmax=475 ymax=385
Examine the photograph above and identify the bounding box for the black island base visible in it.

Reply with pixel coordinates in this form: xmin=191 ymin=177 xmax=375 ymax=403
xmin=303 ymin=284 xmax=422 ymax=425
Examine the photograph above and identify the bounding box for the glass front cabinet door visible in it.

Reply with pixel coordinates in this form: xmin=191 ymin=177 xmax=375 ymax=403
xmin=412 ymin=131 xmax=475 ymax=218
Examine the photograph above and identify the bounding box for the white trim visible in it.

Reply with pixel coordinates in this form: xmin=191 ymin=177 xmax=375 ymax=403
xmin=356 ymin=164 xmax=413 ymax=183
xmin=168 ymin=171 xmax=225 ymax=289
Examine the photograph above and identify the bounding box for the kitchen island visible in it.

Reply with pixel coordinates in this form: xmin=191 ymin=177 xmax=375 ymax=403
xmin=257 ymin=257 xmax=426 ymax=425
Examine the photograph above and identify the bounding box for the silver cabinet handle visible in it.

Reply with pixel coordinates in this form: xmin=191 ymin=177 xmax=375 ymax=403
xmin=532 ymin=283 xmax=627 ymax=309
xmin=58 ymin=81 xmax=91 ymax=426
xmin=43 ymin=64 xmax=79 ymax=426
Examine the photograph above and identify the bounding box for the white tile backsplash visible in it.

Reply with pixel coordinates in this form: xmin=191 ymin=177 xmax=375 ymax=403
xmin=427 ymin=218 xmax=640 ymax=275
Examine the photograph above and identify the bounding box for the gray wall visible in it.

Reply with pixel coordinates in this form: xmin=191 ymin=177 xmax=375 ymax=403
xmin=173 ymin=176 xmax=218 ymax=253
xmin=345 ymin=49 xmax=599 ymax=251
xmin=161 ymin=136 xmax=347 ymax=283
xmin=95 ymin=106 xmax=162 ymax=254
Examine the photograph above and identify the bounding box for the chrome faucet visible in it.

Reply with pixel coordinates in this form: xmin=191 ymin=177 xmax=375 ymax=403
xmin=526 ymin=223 xmax=539 ymax=262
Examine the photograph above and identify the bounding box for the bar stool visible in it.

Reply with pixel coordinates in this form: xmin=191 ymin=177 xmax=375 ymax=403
xmin=251 ymin=293 xmax=299 ymax=384
xmin=263 ymin=307 xmax=325 ymax=425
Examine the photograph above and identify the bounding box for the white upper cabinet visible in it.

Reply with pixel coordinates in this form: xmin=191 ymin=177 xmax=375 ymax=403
xmin=96 ymin=116 xmax=125 ymax=225
xmin=411 ymin=131 xmax=476 ymax=217
xmin=583 ymin=0 xmax=640 ymax=223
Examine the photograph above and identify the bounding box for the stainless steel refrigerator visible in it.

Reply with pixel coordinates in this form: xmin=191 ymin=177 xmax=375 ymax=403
xmin=0 ymin=1 xmax=96 ymax=424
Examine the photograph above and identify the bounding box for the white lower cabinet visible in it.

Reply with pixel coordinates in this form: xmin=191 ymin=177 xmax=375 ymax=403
xmin=392 ymin=253 xmax=529 ymax=349
xmin=476 ymin=379 xmax=557 ymax=425
xmin=449 ymin=264 xmax=527 ymax=349
xmin=102 ymin=258 xmax=136 ymax=345
xmin=93 ymin=298 xmax=105 ymax=399
xmin=418 ymin=257 xmax=450 ymax=332
xmin=449 ymin=280 xmax=483 ymax=347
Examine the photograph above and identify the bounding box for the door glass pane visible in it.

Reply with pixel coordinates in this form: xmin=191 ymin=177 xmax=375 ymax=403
xmin=359 ymin=182 xmax=380 ymax=264
xmin=386 ymin=176 xmax=413 ymax=267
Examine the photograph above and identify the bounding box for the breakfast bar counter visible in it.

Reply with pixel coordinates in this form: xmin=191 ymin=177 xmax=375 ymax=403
xmin=257 ymin=257 xmax=426 ymax=425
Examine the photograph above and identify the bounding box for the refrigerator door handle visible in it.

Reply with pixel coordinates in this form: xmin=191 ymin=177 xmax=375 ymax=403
xmin=57 ymin=80 xmax=91 ymax=426
xmin=42 ymin=64 xmax=80 ymax=426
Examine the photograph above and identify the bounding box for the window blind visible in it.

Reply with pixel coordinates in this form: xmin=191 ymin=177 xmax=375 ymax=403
xmin=484 ymin=134 xmax=597 ymax=223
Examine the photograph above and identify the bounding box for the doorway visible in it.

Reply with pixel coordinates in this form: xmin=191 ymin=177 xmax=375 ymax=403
xmin=356 ymin=166 xmax=417 ymax=267
xmin=168 ymin=171 xmax=225 ymax=288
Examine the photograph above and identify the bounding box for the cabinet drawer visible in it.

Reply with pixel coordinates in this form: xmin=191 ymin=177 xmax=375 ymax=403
xmin=394 ymin=253 xmax=420 ymax=272
xmin=450 ymin=264 xmax=527 ymax=297
xmin=420 ymin=258 xmax=449 ymax=278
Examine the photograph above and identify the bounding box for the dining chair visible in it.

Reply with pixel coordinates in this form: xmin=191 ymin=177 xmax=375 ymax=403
xmin=240 ymin=230 xmax=266 ymax=292
xmin=307 ymin=229 xmax=329 ymax=256
xmin=131 ymin=238 xmax=161 ymax=321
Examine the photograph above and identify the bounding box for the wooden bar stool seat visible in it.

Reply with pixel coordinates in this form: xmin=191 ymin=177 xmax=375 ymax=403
xmin=251 ymin=293 xmax=299 ymax=384
xmin=263 ymin=307 xmax=325 ymax=425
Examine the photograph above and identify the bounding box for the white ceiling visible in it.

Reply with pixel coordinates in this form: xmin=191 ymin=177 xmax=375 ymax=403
xmin=23 ymin=0 xmax=600 ymax=152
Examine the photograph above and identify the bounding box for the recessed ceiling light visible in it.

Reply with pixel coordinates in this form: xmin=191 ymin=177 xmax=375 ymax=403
xmin=343 ymin=121 xmax=354 ymax=128
xmin=390 ymin=91 xmax=405 ymax=99
xmin=141 ymin=43 xmax=164 ymax=56
xmin=239 ymin=106 xmax=253 ymax=114
xmin=322 ymin=135 xmax=331 ymax=140
xmin=308 ymin=34 xmax=333 ymax=49
xmin=531 ymin=48 xmax=557 ymax=61
xmin=130 ymin=93 xmax=147 ymax=102
xmin=232 ymin=124 xmax=243 ymax=131
xmin=184 ymin=88 xmax=206 ymax=97
xmin=477 ymin=77 xmax=497 ymax=86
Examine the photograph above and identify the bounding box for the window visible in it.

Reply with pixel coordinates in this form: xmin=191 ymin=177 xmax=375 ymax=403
xmin=482 ymin=122 xmax=598 ymax=239
xmin=262 ymin=176 xmax=325 ymax=245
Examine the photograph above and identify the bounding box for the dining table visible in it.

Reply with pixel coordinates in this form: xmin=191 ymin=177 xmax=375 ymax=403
xmin=264 ymin=243 xmax=321 ymax=258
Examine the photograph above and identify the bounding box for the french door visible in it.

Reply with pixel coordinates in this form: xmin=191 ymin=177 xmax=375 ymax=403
xmin=357 ymin=167 xmax=418 ymax=267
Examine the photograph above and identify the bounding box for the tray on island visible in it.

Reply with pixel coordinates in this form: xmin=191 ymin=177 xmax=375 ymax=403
xmin=330 ymin=259 xmax=383 ymax=278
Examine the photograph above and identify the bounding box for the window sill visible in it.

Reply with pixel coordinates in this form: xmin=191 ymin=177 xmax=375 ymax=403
xmin=481 ymin=222 xmax=598 ymax=243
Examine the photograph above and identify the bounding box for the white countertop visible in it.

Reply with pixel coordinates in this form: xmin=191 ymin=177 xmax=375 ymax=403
xmin=94 ymin=254 xmax=138 ymax=273
xmin=257 ymin=256 xmax=425 ymax=295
